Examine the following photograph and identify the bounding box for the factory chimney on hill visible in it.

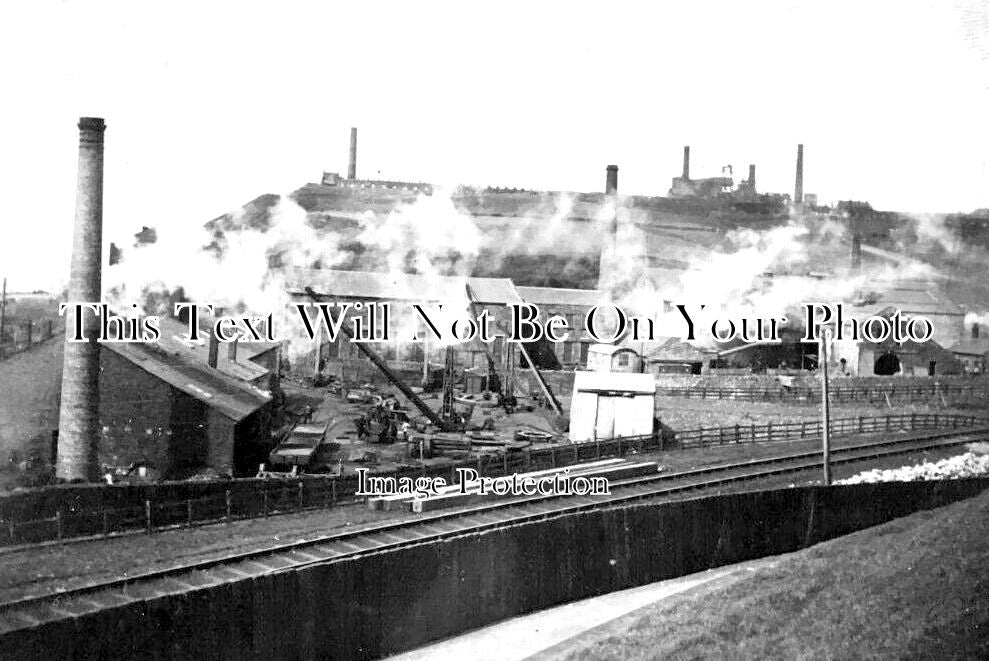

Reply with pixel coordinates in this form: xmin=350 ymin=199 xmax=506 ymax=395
xmin=56 ymin=117 xmax=106 ymax=482
xmin=748 ymin=164 xmax=756 ymax=188
xmin=348 ymin=127 xmax=358 ymax=180
xmin=682 ymin=146 xmax=690 ymax=180
xmin=605 ymin=164 xmax=618 ymax=195
xmin=794 ymin=143 xmax=804 ymax=204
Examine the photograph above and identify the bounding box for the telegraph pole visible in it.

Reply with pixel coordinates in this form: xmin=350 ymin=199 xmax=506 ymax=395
xmin=0 ymin=277 xmax=7 ymax=358
xmin=820 ymin=329 xmax=832 ymax=485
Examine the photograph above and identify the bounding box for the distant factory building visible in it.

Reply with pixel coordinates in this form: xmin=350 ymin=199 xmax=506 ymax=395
xmin=514 ymin=285 xmax=603 ymax=369
xmin=850 ymin=282 xmax=966 ymax=349
xmin=947 ymin=324 xmax=989 ymax=375
xmin=832 ymin=331 xmax=961 ymax=377
xmin=284 ymin=268 xmax=538 ymax=378
xmin=668 ymin=146 xmax=734 ymax=198
xmin=644 ymin=338 xmax=715 ymax=375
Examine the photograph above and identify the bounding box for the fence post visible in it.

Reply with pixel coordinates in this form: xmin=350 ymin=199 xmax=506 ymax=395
xmin=719 ymin=427 xmax=724 ymax=444
xmin=145 ymin=500 xmax=152 ymax=534
xmin=800 ymin=421 xmax=806 ymax=438
xmin=56 ymin=508 xmax=63 ymax=541
xmin=187 ymin=499 xmax=193 ymax=527
xmin=262 ymin=490 xmax=269 ymax=517
xmin=751 ymin=424 xmax=756 ymax=443
xmin=331 ymin=479 xmax=337 ymax=504
xmin=910 ymin=412 xmax=916 ymax=429
xmin=734 ymin=423 xmax=740 ymax=443
xmin=858 ymin=416 xmax=864 ymax=434
xmin=767 ymin=422 xmax=773 ymax=443
xmin=225 ymin=490 xmax=232 ymax=522
xmin=298 ymin=481 xmax=304 ymax=509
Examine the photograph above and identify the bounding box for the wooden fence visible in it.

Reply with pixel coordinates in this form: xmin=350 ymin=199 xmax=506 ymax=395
xmin=655 ymin=383 xmax=989 ymax=404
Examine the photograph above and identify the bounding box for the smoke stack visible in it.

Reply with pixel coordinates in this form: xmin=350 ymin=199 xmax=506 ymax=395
xmin=56 ymin=117 xmax=106 ymax=482
xmin=748 ymin=164 xmax=756 ymax=187
xmin=974 ymin=323 xmax=981 ymax=340
xmin=851 ymin=233 xmax=862 ymax=272
xmin=605 ymin=165 xmax=618 ymax=195
xmin=347 ymin=127 xmax=357 ymax=180
xmin=794 ymin=143 xmax=804 ymax=204
xmin=682 ymin=146 xmax=690 ymax=180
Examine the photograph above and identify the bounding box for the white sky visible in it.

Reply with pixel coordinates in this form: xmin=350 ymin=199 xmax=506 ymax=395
xmin=1 ymin=0 xmax=988 ymax=291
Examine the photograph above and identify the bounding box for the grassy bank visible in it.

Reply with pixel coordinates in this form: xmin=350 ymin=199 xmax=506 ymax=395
xmin=539 ymin=486 xmax=989 ymax=660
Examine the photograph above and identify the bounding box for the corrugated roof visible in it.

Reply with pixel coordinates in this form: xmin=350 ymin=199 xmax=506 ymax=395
xmin=858 ymin=282 xmax=964 ymax=317
xmin=156 ymin=318 xmax=275 ymax=377
xmin=102 ymin=317 xmax=272 ymax=421
xmin=284 ymin=268 xmax=521 ymax=305
xmin=516 ymin=286 xmax=605 ymax=307
xmin=645 ymin=337 xmax=712 ymax=362
xmin=588 ymin=343 xmax=640 ymax=357
xmin=949 ymin=338 xmax=989 ymax=355
xmin=104 ymin=342 xmax=271 ymax=421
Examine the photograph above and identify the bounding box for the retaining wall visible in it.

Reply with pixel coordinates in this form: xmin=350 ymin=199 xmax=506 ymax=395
xmin=6 ymin=478 xmax=989 ymax=659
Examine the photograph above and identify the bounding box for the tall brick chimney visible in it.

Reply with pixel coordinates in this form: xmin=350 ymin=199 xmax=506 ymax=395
xmin=605 ymin=165 xmax=618 ymax=195
xmin=347 ymin=127 xmax=357 ymax=180
xmin=56 ymin=117 xmax=105 ymax=482
xmin=748 ymin=164 xmax=756 ymax=187
xmin=682 ymin=146 xmax=690 ymax=180
xmin=794 ymin=143 xmax=804 ymax=204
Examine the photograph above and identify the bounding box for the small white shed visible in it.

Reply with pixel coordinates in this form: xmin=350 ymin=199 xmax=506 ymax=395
xmin=568 ymin=371 xmax=656 ymax=443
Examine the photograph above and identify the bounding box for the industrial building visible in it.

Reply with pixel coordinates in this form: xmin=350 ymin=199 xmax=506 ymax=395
xmin=644 ymin=338 xmax=716 ymax=375
xmin=515 ymin=285 xmax=604 ymax=369
xmin=0 ymin=316 xmax=279 ymax=479
xmin=948 ymin=324 xmax=989 ymax=375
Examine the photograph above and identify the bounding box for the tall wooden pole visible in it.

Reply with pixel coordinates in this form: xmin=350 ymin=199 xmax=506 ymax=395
xmin=421 ymin=332 xmax=430 ymax=388
xmin=312 ymin=318 xmax=322 ymax=385
xmin=0 ymin=277 xmax=6 ymax=357
xmin=820 ymin=329 xmax=832 ymax=485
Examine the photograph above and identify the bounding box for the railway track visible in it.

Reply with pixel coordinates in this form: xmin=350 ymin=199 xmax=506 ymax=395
xmin=1 ymin=426 xmax=986 ymax=633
